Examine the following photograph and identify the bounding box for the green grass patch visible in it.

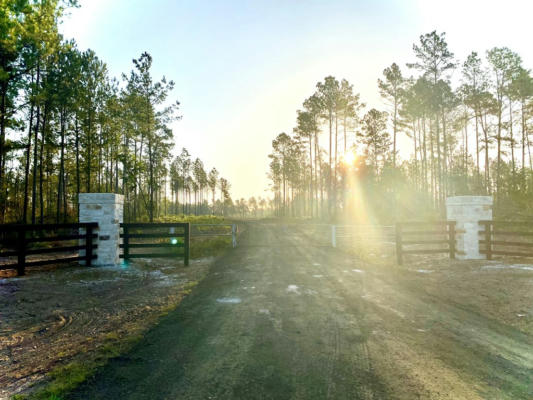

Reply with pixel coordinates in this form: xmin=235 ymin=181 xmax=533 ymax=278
xmin=155 ymin=214 xmax=228 ymax=224
xmin=157 ymin=214 xmax=236 ymax=259
xmin=191 ymin=236 xmax=232 ymax=258
xmin=12 ymin=333 xmax=144 ymax=400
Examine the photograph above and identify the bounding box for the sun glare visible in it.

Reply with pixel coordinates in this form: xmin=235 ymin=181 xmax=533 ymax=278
xmin=342 ymin=151 xmax=356 ymax=166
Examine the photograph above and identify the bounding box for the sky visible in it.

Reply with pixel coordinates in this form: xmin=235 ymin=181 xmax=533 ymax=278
xmin=59 ymin=0 xmax=533 ymax=200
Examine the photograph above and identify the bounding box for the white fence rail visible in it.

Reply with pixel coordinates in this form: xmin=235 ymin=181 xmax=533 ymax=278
xmin=266 ymin=223 xmax=395 ymax=249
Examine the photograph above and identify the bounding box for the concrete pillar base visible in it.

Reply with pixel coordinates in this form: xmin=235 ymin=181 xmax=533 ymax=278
xmin=446 ymin=196 xmax=492 ymax=260
xmin=79 ymin=193 xmax=124 ymax=266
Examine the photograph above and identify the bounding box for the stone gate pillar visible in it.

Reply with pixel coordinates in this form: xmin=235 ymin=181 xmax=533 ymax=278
xmin=446 ymin=196 xmax=492 ymax=260
xmin=79 ymin=193 xmax=124 ymax=266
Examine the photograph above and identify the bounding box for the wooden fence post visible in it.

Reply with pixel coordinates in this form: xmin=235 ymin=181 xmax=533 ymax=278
xmin=17 ymin=226 xmax=26 ymax=276
xmin=85 ymin=225 xmax=94 ymax=267
xmin=123 ymin=225 xmax=129 ymax=261
xmin=331 ymin=225 xmax=337 ymax=248
xmin=395 ymin=223 xmax=403 ymax=265
xmin=485 ymin=221 xmax=492 ymax=260
xmin=449 ymin=221 xmax=456 ymax=260
xmin=184 ymin=223 xmax=190 ymax=266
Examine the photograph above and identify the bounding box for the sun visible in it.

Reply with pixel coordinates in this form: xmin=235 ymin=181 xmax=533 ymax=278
xmin=342 ymin=151 xmax=356 ymax=166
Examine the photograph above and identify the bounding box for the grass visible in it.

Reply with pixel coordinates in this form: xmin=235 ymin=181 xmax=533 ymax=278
xmin=12 ymin=281 xmax=201 ymax=400
xmin=11 ymin=334 xmax=144 ymax=400
xmin=155 ymin=214 xmax=228 ymax=224
xmin=191 ymin=236 xmax=232 ymax=259
xmin=157 ymin=214 xmax=237 ymax=259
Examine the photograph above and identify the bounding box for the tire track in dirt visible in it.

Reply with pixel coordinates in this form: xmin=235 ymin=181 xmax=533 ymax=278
xmin=1 ymin=259 xmax=209 ymax=399
xmin=269 ymin=224 xmax=533 ymax=399
xmin=260 ymin=224 xmax=387 ymax=399
xmin=69 ymin=223 xmax=389 ymax=399
xmin=324 ymin=252 xmax=533 ymax=399
xmin=67 ymin=222 xmax=533 ymax=399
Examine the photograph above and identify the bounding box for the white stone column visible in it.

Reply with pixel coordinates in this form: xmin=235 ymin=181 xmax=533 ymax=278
xmin=79 ymin=193 xmax=124 ymax=266
xmin=446 ymin=196 xmax=492 ymax=260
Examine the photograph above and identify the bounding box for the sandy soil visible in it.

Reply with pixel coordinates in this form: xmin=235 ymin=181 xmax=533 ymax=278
xmin=65 ymin=222 xmax=533 ymax=399
xmin=0 ymin=258 xmax=210 ymax=399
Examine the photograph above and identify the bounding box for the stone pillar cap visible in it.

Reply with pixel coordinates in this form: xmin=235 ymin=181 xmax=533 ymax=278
xmin=79 ymin=193 xmax=124 ymax=205
xmin=445 ymin=196 xmax=493 ymax=206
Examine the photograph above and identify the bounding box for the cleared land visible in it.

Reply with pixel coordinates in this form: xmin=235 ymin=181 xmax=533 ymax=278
xmin=0 ymin=258 xmax=211 ymax=399
xmin=61 ymin=222 xmax=533 ymax=399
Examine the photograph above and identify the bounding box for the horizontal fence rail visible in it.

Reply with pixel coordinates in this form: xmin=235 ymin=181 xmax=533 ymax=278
xmin=331 ymin=224 xmax=395 ymax=249
xmin=396 ymin=221 xmax=456 ymax=265
xmin=0 ymin=223 xmax=98 ymax=276
xmin=191 ymin=224 xmax=237 ymax=248
xmin=479 ymin=220 xmax=533 ymax=259
xmin=254 ymin=224 xmax=395 ymax=249
xmin=120 ymin=223 xmax=190 ymax=266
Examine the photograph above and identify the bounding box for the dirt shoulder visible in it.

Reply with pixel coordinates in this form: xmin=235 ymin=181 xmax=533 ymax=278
xmin=0 ymin=257 xmax=211 ymax=399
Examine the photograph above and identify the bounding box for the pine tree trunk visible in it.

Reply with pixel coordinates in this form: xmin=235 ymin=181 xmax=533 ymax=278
xmin=334 ymin=113 xmax=338 ymax=218
xmin=56 ymin=109 xmax=66 ymax=223
xmin=23 ymin=86 xmax=34 ymax=224
xmin=0 ymin=86 xmax=8 ymax=222
xmin=328 ymin=111 xmax=332 ymax=218
xmin=75 ymin=119 xmax=81 ymax=219
xmin=39 ymin=105 xmax=48 ymax=224
xmin=309 ymin=137 xmax=313 ymax=218
xmin=31 ymin=62 xmax=41 ymax=225
xmin=475 ymin=111 xmax=480 ymax=176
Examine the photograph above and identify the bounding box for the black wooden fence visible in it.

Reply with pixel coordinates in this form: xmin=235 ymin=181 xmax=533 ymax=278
xmin=120 ymin=222 xmax=190 ymax=266
xmin=0 ymin=223 xmax=98 ymax=276
xmin=396 ymin=221 xmax=456 ymax=265
xmin=479 ymin=220 xmax=533 ymax=260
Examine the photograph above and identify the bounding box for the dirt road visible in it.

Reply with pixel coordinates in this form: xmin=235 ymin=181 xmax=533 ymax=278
xmin=69 ymin=223 xmax=533 ymax=399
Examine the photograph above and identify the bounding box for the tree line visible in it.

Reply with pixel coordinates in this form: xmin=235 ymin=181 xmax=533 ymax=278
xmin=268 ymin=31 xmax=533 ymax=222
xmin=0 ymin=0 xmax=233 ymax=223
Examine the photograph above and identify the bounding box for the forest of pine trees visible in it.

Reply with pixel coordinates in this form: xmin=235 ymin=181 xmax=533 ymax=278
xmin=4 ymin=4 xmax=532 ymax=225
xmin=268 ymin=31 xmax=533 ymax=223
xmin=0 ymin=0 xmax=236 ymax=223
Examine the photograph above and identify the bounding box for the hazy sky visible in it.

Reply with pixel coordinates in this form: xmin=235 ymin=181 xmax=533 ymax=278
xmin=60 ymin=0 xmax=533 ymax=200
